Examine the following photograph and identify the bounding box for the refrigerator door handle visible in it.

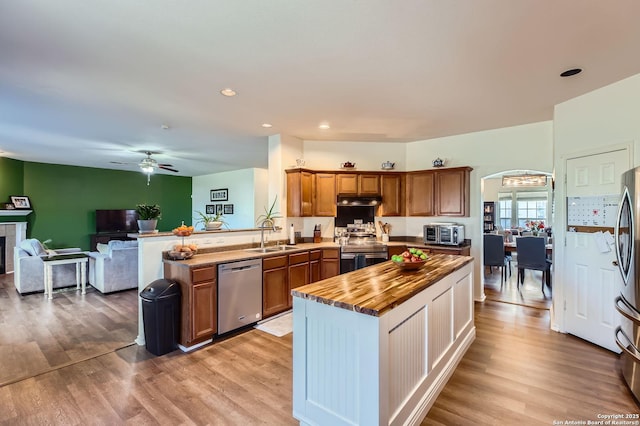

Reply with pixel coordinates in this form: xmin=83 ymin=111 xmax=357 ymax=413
xmin=615 ymin=295 xmax=640 ymax=325
xmin=615 ymin=326 xmax=640 ymax=363
xmin=614 ymin=187 xmax=634 ymax=285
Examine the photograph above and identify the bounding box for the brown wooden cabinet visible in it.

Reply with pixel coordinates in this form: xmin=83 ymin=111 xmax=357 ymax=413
xmin=163 ymin=263 xmax=217 ymax=348
xmin=288 ymin=251 xmax=310 ymax=305
xmin=287 ymin=170 xmax=314 ymax=217
xmin=336 ymin=173 xmax=380 ymax=195
xmin=314 ymin=173 xmax=336 ymax=216
xmin=434 ymin=167 xmax=471 ymax=217
xmin=387 ymin=245 xmax=407 ymax=257
xmin=309 ymin=249 xmax=322 ymax=283
xmin=379 ymin=174 xmax=404 ymax=216
xmin=321 ymin=248 xmax=340 ymax=279
xmin=406 ymin=171 xmax=435 ymax=216
xmin=263 ymin=255 xmax=289 ymax=318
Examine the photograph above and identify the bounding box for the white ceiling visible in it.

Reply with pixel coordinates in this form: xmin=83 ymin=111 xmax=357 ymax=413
xmin=1 ymin=0 xmax=640 ymax=177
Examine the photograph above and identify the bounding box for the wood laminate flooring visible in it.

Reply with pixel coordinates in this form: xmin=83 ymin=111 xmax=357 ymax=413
xmin=1 ymin=273 xmax=637 ymax=424
xmin=0 ymin=273 xmax=138 ymax=386
xmin=483 ymin=262 xmax=552 ymax=310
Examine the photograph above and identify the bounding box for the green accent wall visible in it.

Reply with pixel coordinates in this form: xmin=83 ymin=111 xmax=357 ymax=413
xmin=12 ymin=161 xmax=192 ymax=250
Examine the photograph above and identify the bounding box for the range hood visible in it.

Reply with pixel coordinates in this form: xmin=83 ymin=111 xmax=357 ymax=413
xmin=336 ymin=195 xmax=382 ymax=206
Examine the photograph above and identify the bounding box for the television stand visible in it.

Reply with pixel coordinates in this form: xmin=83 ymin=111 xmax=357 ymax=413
xmin=90 ymin=233 xmax=135 ymax=251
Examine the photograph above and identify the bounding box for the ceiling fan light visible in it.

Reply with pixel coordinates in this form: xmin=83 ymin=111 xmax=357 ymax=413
xmin=141 ymin=165 xmax=155 ymax=174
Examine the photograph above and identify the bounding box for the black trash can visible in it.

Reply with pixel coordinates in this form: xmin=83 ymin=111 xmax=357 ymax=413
xmin=140 ymin=279 xmax=181 ymax=356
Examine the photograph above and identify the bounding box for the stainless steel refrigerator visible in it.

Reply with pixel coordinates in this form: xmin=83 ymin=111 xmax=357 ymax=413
xmin=614 ymin=166 xmax=640 ymax=401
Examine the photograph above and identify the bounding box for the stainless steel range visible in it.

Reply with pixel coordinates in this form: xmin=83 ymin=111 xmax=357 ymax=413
xmin=336 ymin=222 xmax=388 ymax=273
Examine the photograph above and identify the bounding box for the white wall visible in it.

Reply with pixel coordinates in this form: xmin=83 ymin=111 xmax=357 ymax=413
xmin=303 ymin=141 xmax=407 ymax=171
xmin=192 ymin=168 xmax=268 ymax=229
xmin=483 ymin=177 xmax=502 ymax=202
xmin=552 ymin=72 xmax=640 ymax=332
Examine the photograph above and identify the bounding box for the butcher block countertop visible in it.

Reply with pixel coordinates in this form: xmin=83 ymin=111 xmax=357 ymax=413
xmin=291 ymin=253 xmax=473 ymax=317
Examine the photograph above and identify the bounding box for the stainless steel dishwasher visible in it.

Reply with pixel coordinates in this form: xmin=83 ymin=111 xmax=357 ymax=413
xmin=217 ymin=258 xmax=263 ymax=334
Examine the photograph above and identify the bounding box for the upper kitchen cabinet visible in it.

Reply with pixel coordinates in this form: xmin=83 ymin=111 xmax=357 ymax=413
xmin=314 ymin=173 xmax=337 ymax=216
xmin=336 ymin=173 xmax=380 ymax=195
xmin=287 ymin=170 xmax=314 ymax=217
xmin=434 ymin=167 xmax=472 ymax=216
xmin=379 ymin=173 xmax=404 ymax=216
xmin=406 ymin=167 xmax=472 ymax=217
xmin=406 ymin=171 xmax=435 ymax=216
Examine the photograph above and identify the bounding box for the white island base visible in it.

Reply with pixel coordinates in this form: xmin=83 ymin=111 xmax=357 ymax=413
xmin=292 ymin=261 xmax=474 ymax=426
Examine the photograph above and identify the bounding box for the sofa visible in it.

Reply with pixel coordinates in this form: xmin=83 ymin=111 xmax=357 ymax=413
xmin=14 ymin=239 xmax=84 ymax=295
xmin=88 ymin=240 xmax=138 ymax=294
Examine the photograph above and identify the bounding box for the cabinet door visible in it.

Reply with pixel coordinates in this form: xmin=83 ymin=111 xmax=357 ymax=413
xmin=309 ymin=250 xmax=322 ymax=283
xmin=314 ymin=173 xmax=337 ymax=216
xmin=358 ymin=174 xmax=380 ymax=195
xmin=435 ymin=168 xmax=470 ymax=216
xmin=263 ymin=267 xmax=289 ymax=318
xmin=192 ymin=282 xmax=216 ymax=340
xmin=406 ymin=171 xmax=435 ymax=216
xmin=287 ymin=170 xmax=314 ymax=217
xmin=336 ymin=174 xmax=358 ymax=195
xmin=379 ymin=174 xmax=404 ymax=216
xmin=321 ymin=248 xmax=340 ymax=279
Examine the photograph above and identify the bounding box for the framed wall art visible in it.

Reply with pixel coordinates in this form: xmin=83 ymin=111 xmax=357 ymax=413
xmin=206 ymin=204 xmax=215 ymax=214
xmin=223 ymin=204 xmax=234 ymax=215
xmin=216 ymin=204 xmax=223 ymax=215
xmin=10 ymin=196 xmax=31 ymax=209
xmin=210 ymin=188 xmax=228 ymax=202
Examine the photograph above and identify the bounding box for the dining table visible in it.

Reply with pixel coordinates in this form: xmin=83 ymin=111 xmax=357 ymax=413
xmin=504 ymin=241 xmax=553 ymax=255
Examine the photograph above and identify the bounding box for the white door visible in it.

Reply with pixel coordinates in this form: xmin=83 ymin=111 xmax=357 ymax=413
xmin=564 ymin=147 xmax=630 ymax=352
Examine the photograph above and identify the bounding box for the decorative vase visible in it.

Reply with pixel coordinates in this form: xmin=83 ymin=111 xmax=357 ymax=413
xmin=205 ymin=221 xmax=223 ymax=231
xmin=137 ymin=219 xmax=158 ymax=234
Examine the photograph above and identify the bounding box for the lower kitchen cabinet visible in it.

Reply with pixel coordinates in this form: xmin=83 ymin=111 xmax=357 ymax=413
xmin=321 ymin=248 xmax=340 ymax=279
xmin=309 ymin=250 xmax=322 ymax=283
xmin=263 ymin=255 xmax=289 ymax=318
xmin=192 ymin=281 xmax=216 ymax=340
xmin=387 ymin=245 xmax=407 ymax=257
xmin=163 ymin=263 xmax=217 ymax=349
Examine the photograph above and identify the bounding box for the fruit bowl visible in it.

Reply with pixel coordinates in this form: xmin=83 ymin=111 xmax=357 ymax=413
xmin=391 ymin=259 xmax=427 ymax=270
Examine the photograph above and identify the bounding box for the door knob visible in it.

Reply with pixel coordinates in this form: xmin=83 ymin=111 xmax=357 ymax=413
xmin=612 ymin=260 xmax=619 ymax=266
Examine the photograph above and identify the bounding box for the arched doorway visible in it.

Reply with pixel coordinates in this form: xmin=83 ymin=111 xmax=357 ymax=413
xmin=481 ymin=170 xmax=553 ymax=310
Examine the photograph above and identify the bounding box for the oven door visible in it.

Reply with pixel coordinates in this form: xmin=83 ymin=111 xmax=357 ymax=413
xmin=340 ymin=252 xmax=388 ymax=274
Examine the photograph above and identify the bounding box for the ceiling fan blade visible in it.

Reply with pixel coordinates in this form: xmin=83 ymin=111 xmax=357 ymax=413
xmin=110 ymin=161 xmax=134 ymax=165
xmin=158 ymin=163 xmax=174 ymax=167
xmin=159 ymin=165 xmax=179 ymax=173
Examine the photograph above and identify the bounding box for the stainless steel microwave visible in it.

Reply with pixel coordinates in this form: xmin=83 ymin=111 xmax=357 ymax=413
xmin=423 ymin=223 xmax=465 ymax=246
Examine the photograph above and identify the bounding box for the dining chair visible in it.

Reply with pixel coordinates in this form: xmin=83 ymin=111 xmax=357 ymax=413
xmin=515 ymin=236 xmax=552 ymax=293
xmin=484 ymin=234 xmax=510 ymax=284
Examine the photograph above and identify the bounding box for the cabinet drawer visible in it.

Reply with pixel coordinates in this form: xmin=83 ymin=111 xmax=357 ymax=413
xmin=322 ymin=248 xmax=339 ymax=259
xmin=263 ymin=255 xmax=288 ymax=270
xmin=309 ymin=249 xmax=322 ymax=261
xmin=289 ymin=251 xmax=310 ymax=265
xmin=191 ymin=267 xmax=216 ymax=283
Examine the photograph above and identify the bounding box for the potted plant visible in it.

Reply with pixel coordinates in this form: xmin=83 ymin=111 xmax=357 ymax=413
xmin=195 ymin=210 xmax=226 ymax=231
xmin=256 ymin=196 xmax=282 ymax=228
xmin=135 ymin=204 xmax=161 ymax=234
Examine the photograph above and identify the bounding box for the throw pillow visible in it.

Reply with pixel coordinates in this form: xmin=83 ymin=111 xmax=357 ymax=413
xmin=19 ymin=239 xmax=47 ymax=257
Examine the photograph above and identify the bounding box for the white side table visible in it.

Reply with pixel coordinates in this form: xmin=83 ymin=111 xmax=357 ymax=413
xmin=42 ymin=253 xmax=88 ymax=300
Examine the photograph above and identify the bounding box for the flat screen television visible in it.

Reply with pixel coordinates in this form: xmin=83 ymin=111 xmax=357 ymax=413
xmin=96 ymin=209 xmax=138 ymax=233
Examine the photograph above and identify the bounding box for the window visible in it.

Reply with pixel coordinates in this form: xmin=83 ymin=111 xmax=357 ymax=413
xmin=498 ymin=190 xmax=548 ymax=229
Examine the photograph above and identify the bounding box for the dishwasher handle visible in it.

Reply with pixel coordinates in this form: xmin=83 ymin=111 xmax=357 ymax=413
xmin=219 ymin=260 xmax=262 ymax=274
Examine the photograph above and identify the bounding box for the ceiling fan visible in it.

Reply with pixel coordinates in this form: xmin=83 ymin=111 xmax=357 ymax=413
xmin=111 ymin=151 xmax=179 ymax=185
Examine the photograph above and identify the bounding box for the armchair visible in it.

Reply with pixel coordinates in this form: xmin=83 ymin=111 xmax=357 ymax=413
xmin=88 ymin=240 xmax=138 ymax=294
xmin=14 ymin=239 xmax=83 ymax=295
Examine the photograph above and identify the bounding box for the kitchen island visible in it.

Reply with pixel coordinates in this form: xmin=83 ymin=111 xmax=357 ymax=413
xmin=291 ymin=253 xmax=474 ymax=426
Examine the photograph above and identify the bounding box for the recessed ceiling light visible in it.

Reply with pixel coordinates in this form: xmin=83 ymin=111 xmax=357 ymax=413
xmin=261 ymin=123 xmax=273 ymax=128
xmin=161 ymin=124 xmax=170 ymax=130
xmin=560 ymin=68 xmax=582 ymax=77
xmin=220 ymin=88 xmax=237 ymax=97
xmin=318 ymin=122 xmax=330 ymax=130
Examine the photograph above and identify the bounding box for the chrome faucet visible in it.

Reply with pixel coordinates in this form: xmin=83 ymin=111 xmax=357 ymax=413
xmin=259 ymin=219 xmax=276 ymax=249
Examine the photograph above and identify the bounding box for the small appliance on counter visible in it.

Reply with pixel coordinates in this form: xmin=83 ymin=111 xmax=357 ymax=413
xmin=423 ymin=223 xmax=465 ymax=246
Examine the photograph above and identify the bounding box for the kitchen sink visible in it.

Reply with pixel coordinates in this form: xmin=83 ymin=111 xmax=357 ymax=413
xmin=245 ymin=246 xmax=298 ymax=253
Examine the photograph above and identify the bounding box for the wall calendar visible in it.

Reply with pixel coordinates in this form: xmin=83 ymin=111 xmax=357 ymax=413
xmin=566 ymin=194 xmax=619 ymax=228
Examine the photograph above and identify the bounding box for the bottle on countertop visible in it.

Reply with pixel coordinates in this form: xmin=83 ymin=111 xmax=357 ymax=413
xmin=289 ymin=224 xmax=296 ymax=245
